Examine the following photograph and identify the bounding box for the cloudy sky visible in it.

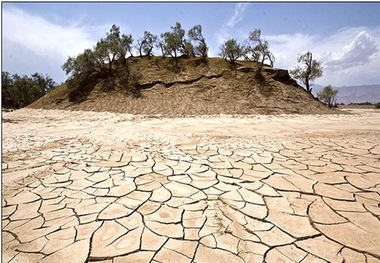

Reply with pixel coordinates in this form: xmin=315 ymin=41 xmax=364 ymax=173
xmin=2 ymin=2 xmax=380 ymax=87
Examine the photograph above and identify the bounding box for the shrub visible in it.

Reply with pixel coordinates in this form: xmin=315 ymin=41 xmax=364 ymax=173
xmin=219 ymin=38 xmax=243 ymax=63
xmin=317 ymin=85 xmax=338 ymax=107
xmin=116 ymin=62 xmax=142 ymax=97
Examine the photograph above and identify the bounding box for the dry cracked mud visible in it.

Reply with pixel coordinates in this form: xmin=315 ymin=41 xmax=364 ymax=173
xmin=2 ymin=109 xmax=380 ymax=263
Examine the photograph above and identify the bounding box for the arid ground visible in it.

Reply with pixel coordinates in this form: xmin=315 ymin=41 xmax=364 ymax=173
xmin=2 ymin=108 xmax=380 ymax=262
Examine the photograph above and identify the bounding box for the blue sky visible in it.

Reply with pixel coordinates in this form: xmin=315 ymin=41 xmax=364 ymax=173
xmin=2 ymin=2 xmax=380 ymax=87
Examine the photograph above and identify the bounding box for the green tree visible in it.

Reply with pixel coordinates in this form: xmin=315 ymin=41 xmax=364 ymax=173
xmin=137 ymin=31 xmax=158 ymax=57
xmin=61 ymin=25 xmax=140 ymax=94
xmin=219 ymin=38 xmax=243 ymax=63
xmin=188 ymin=25 xmax=208 ymax=58
xmin=161 ymin=22 xmax=186 ymax=58
xmin=31 ymin=73 xmax=56 ymax=96
xmin=62 ymin=49 xmax=97 ymax=78
xmin=317 ymin=85 xmax=338 ymax=107
xmin=182 ymin=40 xmax=195 ymax=57
xmin=244 ymin=29 xmax=275 ymax=69
xmin=2 ymin=71 xmax=18 ymax=108
xmin=95 ymin=24 xmax=133 ymax=72
xmin=290 ymin=51 xmax=323 ymax=93
xmin=2 ymin=72 xmax=56 ymax=108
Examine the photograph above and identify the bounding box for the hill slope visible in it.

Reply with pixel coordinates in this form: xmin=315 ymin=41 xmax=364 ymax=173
xmin=29 ymin=57 xmax=335 ymax=115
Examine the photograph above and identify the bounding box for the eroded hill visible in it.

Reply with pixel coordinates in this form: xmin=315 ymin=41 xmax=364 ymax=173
xmin=28 ymin=57 xmax=336 ymax=115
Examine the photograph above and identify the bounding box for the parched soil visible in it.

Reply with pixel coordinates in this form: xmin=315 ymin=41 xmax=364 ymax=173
xmin=2 ymin=108 xmax=380 ymax=262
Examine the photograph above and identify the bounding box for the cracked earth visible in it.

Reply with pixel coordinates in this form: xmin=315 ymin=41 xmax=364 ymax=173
xmin=2 ymin=109 xmax=380 ymax=263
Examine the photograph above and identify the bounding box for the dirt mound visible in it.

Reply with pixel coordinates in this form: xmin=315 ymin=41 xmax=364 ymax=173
xmin=28 ymin=57 xmax=336 ymax=115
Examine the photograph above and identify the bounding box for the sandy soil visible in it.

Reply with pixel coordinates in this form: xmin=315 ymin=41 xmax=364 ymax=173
xmin=2 ymin=108 xmax=380 ymax=262
xmin=3 ymin=108 xmax=378 ymax=151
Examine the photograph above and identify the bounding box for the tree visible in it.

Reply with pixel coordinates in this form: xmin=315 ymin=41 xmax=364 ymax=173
xmin=161 ymin=22 xmax=197 ymax=59
xmin=2 ymin=72 xmax=56 ymax=109
xmin=31 ymin=73 xmax=56 ymax=97
xmin=2 ymin=71 xmax=17 ymax=108
xmin=317 ymin=85 xmax=338 ymax=107
xmin=95 ymin=24 xmax=133 ymax=71
xmin=188 ymin=25 xmax=208 ymax=58
xmin=62 ymin=25 xmax=133 ymax=78
xmin=244 ymin=29 xmax=275 ymax=69
xmin=161 ymin=22 xmax=186 ymax=59
xmin=62 ymin=25 xmax=134 ymax=79
xmin=156 ymin=36 xmax=166 ymax=57
xmin=182 ymin=40 xmax=195 ymax=56
xmin=137 ymin=31 xmax=158 ymax=57
xmin=61 ymin=25 xmax=140 ymax=94
xmin=62 ymin=49 xmax=97 ymax=77
xmin=219 ymin=38 xmax=243 ymax=63
xmin=290 ymin=51 xmax=323 ymax=93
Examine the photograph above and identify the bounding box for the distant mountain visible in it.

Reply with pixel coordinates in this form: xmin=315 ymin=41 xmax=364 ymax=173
xmin=311 ymin=84 xmax=380 ymax=104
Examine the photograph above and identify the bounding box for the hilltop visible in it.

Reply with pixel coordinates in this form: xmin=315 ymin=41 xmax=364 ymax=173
xmin=28 ymin=56 xmax=336 ymax=116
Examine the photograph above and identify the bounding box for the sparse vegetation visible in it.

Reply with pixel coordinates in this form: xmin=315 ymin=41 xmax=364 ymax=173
xmin=350 ymin=102 xmax=373 ymax=106
xmin=2 ymin=71 xmax=56 ymax=109
xmin=243 ymin=29 xmax=275 ymax=69
xmin=137 ymin=31 xmax=158 ymax=57
xmin=290 ymin=51 xmax=323 ymax=94
xmin=219 ymin=38 xmax=244 ymax=63
xmin=9 ymin=22 xmax=334 ymax=112
xmin=219 ymin=29 xmax=275 ymax=77
xmin=62 ymin=24 xmax=140 ymax=97
xmin=59 ymin=23 xmax=283 ymax=99
xmin=317 ymin=85 xmax=338 ymax=107
xmin=160 ymin=22 xmax=189 ymax=59
xmin=188 ymin=25 xmax=208 ymax=58
xmin=374 ymin=102 xmax=380 ymax=109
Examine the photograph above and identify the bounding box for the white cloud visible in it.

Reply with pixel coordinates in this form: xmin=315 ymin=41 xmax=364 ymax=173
xmin=317 ymin=27 xmax=380 ymax=86
xmin=226 ymin=3 xmax=249 ymax=28
xmin=264 ymin=27 xmax=380 ymax=86
xmin=2 ymin=6 xmax=114 ymax=82
xmin=324 ymin=31 xmax=378 ymax=71
xmin=266 ymin=33 xmax=316 ymax=70
xmin=2 ymin=7 xmax=99 ymax=62
xmin=214 ymin=3 xmax=250 ymax=48
xmin=3 ymin=5 xmax=380 ymax=88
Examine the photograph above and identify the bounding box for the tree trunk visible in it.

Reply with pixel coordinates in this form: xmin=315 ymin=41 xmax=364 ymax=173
xmin=305 ymin=76 xmax=311 ymax=93
xmin=147 ymin=47 xmax=153 ymax=58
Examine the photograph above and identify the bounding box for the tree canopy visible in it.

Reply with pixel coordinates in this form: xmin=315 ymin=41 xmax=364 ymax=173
xmin=317 ymin=85 xmax=338 ymax=107
xmin=290 ymin=51 xmax=323 ymax=93
xmin=188 ymin=25 xmax=208 ymax=58
xmin=61 ymin=24 xmax=140 ymax=96
xmin=62 ymin=24 xmax=133 ymax=78
xmin=2 ymin=72 xmax=56 ymax=109
xmin=219 ymin=38 xmax=244 ymax=63
xmin=160 ymin=22 xmax=186 ymax=58
xmin=244 ymin=29 xmax=275 ymax=68
xmin=61 ymin=23 xmax=280 ymax=74
xmin=137 ymin=31 xmax=158 ymax=57
xmin=219 ymin=29 xmax=275 ymax=74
